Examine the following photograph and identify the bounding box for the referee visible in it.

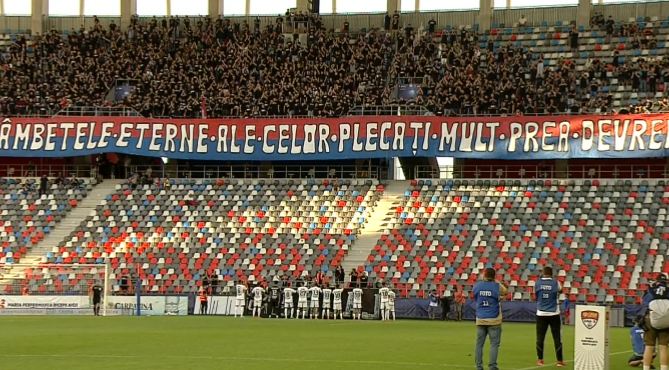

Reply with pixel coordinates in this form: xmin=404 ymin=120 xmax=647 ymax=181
xmin=534 ymin=266 xmax=564 ymax=367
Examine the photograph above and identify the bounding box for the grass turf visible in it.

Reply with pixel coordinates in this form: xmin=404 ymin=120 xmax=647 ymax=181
xmin=0 ymin=316 xmax=634 ymax=370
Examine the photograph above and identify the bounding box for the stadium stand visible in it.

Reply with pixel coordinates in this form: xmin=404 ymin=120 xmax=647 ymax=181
xmin=1 ymin=15 xmax=667 ymax=117
xmin=0 ymin=177 xmax=92 ymax=266
xmin=26 ymin=178 xmax=383 ymax=294
xmin=363 ymin=179 xmax=669 ymax=304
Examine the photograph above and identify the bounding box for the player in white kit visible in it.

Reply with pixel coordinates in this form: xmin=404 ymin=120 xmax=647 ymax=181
xmin=352 ymin=287 xmax=363 ymax=320
xmin=332 ymin=286 xmax=344 ymax=320
xmin=321 ymin=286 xmax=332 ymax=319
xmin=379 ymin=282 xmax=390 ymax=321
xmin=388 ymin=289 xmax=396 ymax=321
xmin=283 ymin=285 xmax=296 ymax=319
xmin=297 ymin=284 xmax=309 ymax=319
xmin=308 ymin=283 xmax=322 ymax=319
xmin=251 ymin=284 xmax=265 ymax=318
xmin=235 ymin=282 xmax=247 ymax=317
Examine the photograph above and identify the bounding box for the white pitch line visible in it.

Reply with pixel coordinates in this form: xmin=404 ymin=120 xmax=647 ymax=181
xmin=515 ymin=350 xmax=632 ymax=370
xmin=0 ymin=353 xmax=473 ymax=368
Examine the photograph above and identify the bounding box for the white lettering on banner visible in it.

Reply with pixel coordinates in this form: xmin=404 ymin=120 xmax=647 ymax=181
xmin=612 ymin=120 xmax=630 ymax=151
xmin=180 ymin=124 xmax=194 ymax=153
xmin=244 ymin=125 xmax=255 ymax=154
xmin=290 ymin=125 xmax=302 ymax=154
xmin=303 ymin=124 xmax=316 ymax=154
xmin=1 ymin=117 xmax=668 ymax=157
xmin=99 ymin=122 xmax=114 ymax=149
xmin=278 ymin=124 xmax=290 ymax=154
xmin=164 ymin=124 xmax=178 ymax=152
xmin=630 ymin=119 xmax=647 ymax=150
xmin=393 ymin=122 xmax=405 ymax=151
xmin=650 ymin=120 xmax=664 ymax=150
xmin=438 ymin=122 xmax=457 ymax=152
xmin=379 ymin=122 xmax=391 ymax=150
xmin=136 ymin=123 xmax=150 ymax=149
xmin=0 ymin=119 xmax=10 ymax=149
xmin=318 ymin=124 xmax=330 ymax=153
xmin=14 ymin=124 xmax=30 ymax=150
xmin=581 ymin=120 xmax=594 ymax=151
xmin=597 ymin=120 xmax=611 ymax=151
xmin=117 ymin=123 xmax=132 ymax=147
xmin=149 ymin=123 xmax=163 ymax=151
xmin=558 ymin=121 xmax=570 ymax=151
xmin=508 ymin=122 xmax=523 ymax=152
xmin=365 ymin=122 xmax=378 ymax=152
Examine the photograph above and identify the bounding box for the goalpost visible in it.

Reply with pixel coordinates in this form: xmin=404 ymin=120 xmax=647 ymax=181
xmin=0 ymin=263 xmax=111 ymax=316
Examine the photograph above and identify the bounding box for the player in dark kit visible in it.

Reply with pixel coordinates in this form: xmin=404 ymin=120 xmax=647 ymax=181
xmin=268 ymin=284 xmax=281 ymax=318
xmin=91 ymin=283 xmax=103 ymax=316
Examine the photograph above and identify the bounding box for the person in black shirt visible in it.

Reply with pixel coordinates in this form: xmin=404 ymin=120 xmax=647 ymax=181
xmin=91 ymin=284 xmax=103 ymax=316
xmin=428 ymin=19 xmax=436 ymax=34
xmin=268 ymin=284 xmax=281 ymax=318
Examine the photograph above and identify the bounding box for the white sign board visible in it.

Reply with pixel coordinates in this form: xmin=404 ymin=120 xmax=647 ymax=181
xmin=107 ymin=296 xmax=188 ymax=316
xmin=575 ymin=305 xmax=609 ymax=370
xmin=0 ymin=295 xmax=92 ymax=315
xmin=194 ymin=296 xmax=235 ymax=315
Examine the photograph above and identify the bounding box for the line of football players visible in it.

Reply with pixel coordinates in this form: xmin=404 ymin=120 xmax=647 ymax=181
xmin=232 ymin=281 xmax=396 ymax=320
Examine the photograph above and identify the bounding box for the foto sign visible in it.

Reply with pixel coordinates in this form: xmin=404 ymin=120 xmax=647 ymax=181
xmin=575 ymin=305 xmax=609 ymax=370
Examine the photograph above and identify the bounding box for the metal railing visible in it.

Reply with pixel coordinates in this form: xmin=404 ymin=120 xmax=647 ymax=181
xmin=54 ymin=106 xmax=142 ymax=117
xmin=414 ymin=164 xmax=669 ymax=179
xmin=128 ymin=163 xmax=385 ymax=180
xmin=0 ymin=164 xmax=94 ymax=178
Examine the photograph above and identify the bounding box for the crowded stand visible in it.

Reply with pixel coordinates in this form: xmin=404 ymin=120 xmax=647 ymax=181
xmin=1 ymin=13 xmax=668 ymax=117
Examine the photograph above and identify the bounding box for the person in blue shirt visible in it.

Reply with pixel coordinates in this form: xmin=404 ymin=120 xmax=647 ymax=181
xmin=534 ymin=266 xmax=565 ymax=367
xmin=561 ymin=296 xmax=571 ymax=325
xmin=473 ymin=267 xmax=508 ymax=370
xmin=629 ymin=315 xmax=652 ymax=368
xmin=643 ymin=274 xmax=669 ymax=370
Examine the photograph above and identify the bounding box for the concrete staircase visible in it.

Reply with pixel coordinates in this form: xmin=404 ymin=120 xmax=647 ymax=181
xmin=341 ymin=180 xmax=410 ymax=275
xmin=4 ymin=179 xmax=123 ymax=278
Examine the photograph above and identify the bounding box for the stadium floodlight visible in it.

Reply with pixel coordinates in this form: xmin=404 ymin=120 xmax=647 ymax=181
xmin=0 ymin=262 xmax=110 ymax=316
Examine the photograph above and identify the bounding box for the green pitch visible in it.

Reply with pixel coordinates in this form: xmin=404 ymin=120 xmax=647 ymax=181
xmin=0 ymin=316 xmax=635 ymax=370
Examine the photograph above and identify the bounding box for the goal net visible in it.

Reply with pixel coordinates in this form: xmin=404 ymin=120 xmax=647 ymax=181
xmin=0 ymin=263 xmax=111 ymax=316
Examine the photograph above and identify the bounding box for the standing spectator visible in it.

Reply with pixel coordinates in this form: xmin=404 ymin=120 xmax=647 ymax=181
xmin=39 ymin=175 xmax=48 ymax=196
xmin=441 ymin=291 xmax=452 ymax=320
xmin=518 ymin=15 xmax=528 ymax=27
xmin=605 ymin=16 xmax=615 ymax=43
xmin=199 ymin=288 xmax=208 ymax=315
xmin=349 ymin=268 xmax=359 ymax=288
xmin=391 ymin=11 xmax=400 ymax=31
xmin=428 ymin=290 xmax=439 ymax=319
xmin=360 ymin=271 xmax=369 ymax=288
xmin=561 ymin=296 xmax=571 ymax=325
xmin=384 ymin=13 xmax=391 ymax=31
xmin=428 ymin=18 xmax=437 ymax=34
xmin=315 ymin=270 xmax=325 ymax=286
xmin=473 ymin=267 xmax=508 ymax=370
xmin=569 ymin=26 xmax=579 ymax=53
xmin=335 ymin=266 xmax=345 ymax=286
xmin=643 ymin=273 xmax=669 ymax=370
xmin=455 ymin=286 xmax=466 ymax=321
xmin=534 ymin=266 xmax=565 ymax=367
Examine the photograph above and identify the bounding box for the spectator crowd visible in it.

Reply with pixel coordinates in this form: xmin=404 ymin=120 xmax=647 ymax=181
xmin=0 ymin=13 xmax=667 ymax=117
